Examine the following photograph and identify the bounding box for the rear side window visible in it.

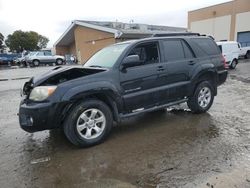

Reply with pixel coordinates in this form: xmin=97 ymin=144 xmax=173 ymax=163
xmin=162 ymin=40 xmax=194 ymax=61
xmin=192 ymin=38 xmax=220 ymax=55
xmin=182 ymin=41 xmax=194 ymax=59
xmin=44 ymin=51 xmax=52 ymax=56
xmin=162 ymin=40 xmax=185 ymax=61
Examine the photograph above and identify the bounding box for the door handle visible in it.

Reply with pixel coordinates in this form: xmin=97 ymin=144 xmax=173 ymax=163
xmin=157 ymin=66 xmax=165 ymax=71
xmin=188 ymin=60 xmax=196 ymax=65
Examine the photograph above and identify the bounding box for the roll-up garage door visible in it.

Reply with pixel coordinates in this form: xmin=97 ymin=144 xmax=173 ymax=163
xmin=237 ymin=31 xmax=250 ymax=47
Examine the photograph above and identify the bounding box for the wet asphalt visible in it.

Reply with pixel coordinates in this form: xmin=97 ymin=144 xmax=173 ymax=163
xmin=0 ymin=61 xmax=250 ymax=188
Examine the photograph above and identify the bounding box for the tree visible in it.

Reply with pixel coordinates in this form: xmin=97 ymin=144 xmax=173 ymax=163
xmin=38 ymin=35 xmax=49 ymax=49
xmin=0 ymin=32 xmax=4 ymax=49
xmin=5 ymin=30 xmax=49 ymax=52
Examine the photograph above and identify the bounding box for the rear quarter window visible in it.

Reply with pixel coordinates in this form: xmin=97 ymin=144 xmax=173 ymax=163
xmin=192 ymin=38 xmax=220 ymax=56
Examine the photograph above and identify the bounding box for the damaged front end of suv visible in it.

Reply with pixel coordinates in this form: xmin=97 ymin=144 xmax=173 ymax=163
xmin=19 ymin=66 xmax=108 ymax=133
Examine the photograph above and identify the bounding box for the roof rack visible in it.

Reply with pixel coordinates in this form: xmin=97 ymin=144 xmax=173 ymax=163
xmin=152 ymin=32 xmax=201 ymax=37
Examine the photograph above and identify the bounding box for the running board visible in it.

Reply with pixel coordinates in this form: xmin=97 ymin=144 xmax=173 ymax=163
xmin=120 ymin=98 xmax=188 ymax=118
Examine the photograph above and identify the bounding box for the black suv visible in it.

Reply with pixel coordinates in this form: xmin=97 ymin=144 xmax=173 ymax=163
xmin=19 ymin=34 xmax=227 ymax=147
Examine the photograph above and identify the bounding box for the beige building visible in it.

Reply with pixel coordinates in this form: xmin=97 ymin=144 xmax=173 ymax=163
xmin=54 ymin=20 xmax=186 ymax=64
xmin=188 ymin=0 xmax=250 ymax=46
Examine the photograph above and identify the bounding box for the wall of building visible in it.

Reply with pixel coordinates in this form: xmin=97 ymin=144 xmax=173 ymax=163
xmin=190 ymin=15 xmax=231 ymax=41
xmin=69 ymin=42 xmax=76 ymax=56
xmin=188 ymin=0 xmax=250 ymax=41
xmin=55 ymin=46 xmax=69 ymax=56
xmin=74 ymin=26 xmax=116 ymax=64
xmin=235 ymin=11 xmax=250 ymax=39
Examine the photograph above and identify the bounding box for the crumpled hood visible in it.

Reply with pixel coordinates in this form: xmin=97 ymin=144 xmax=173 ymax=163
xmin=31 ymin=66 xmax=107 ymax=87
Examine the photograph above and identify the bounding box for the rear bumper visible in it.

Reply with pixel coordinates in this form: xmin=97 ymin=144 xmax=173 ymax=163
xmin=217 ymin=70 xmax=228 ymax=86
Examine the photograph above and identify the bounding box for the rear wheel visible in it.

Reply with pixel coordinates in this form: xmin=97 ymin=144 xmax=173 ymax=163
xmin=63 ymin=99 xmax=113 ymax=147
xmin=187 ymin=81 xmax=214 ymax=114
xmin=56 ymin=59 xmax=63 ymax=65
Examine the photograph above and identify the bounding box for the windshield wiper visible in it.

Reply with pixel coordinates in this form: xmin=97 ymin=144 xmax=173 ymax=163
xmin=89 ymin=65 xmax=103 ymax=68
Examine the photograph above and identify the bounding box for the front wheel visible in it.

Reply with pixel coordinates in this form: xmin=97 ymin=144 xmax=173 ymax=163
xmin=63 ymin=99 xmax=113 ymax=147
xmin=230 ymin=59 xmax=237 ymax=69
xmin=187 ymin=81 xmax=214 ymax=114
xmin=245 ymin=51 xmax=250 ymax=59
xmin=32 ymin=60 xmax=40 ymax=67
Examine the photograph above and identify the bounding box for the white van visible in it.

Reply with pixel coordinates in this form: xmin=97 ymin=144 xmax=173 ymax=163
xmin=216 ymin=41 xmax=240 ymax=69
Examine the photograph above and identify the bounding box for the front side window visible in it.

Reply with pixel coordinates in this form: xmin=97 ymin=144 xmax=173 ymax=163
xmin=126 ymin=42 xmax=159 ymax=66
xmin=37 ymin=52 xmax=44 ymax=56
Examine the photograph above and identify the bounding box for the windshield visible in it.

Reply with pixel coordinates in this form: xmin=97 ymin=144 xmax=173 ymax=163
xmin=84 ymin=43 xmax=129 ymax=68
xmin=28 ymin=52 xmax=37 ymax=56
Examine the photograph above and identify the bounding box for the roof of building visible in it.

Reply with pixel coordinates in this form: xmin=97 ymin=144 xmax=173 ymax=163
xmin=54 ymin=20 xmax=187 ymax=46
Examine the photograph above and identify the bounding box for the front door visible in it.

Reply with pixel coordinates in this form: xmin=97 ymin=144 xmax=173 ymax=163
xmin=120 ymin=41 xmax=162 ymax=113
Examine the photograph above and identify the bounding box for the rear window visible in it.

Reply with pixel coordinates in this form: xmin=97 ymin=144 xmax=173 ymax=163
xmin=192 ymin=38 xmax=220 ymax=55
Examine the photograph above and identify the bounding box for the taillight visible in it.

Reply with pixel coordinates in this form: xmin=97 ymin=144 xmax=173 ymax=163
xmin=222 ymin=55 xmax=228 ymax=69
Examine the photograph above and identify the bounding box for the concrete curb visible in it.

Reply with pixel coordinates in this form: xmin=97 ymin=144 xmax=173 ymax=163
xmin=0 ymin=77 xmax=30 ymax=82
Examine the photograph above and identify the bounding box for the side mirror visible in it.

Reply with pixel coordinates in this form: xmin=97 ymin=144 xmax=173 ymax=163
xmin=122 ymin=55 xmax=140 ymax=69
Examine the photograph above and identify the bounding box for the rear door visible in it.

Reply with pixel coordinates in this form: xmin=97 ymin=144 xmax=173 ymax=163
xmin=120 ymin=41 xmax=164 ymax=112
xmin=44 ymin=51 xmax=54 ymax=63
xmin=158 ymin=39 xmax=196 ymax=104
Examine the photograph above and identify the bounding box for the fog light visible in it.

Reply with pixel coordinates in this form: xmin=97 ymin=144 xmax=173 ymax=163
xmin=28 ymin=116 xmax=33 ymax=126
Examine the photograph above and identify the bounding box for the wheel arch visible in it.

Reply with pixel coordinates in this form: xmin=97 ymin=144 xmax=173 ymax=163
xmin=61 ymin=86 xmax=122 ymax=125
xmin=190 ymin=70 xmax=218 ymax=96
xmin=56 ymin=58 xmax=63 ymax=62
xmin=32 ymin=59 xmax=40 ymax=63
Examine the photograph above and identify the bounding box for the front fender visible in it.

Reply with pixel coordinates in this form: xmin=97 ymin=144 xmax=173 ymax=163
xmin=61 ymin=81 xmax=122 ymax=109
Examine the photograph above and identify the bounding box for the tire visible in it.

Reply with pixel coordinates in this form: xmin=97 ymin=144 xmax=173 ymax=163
xmin=187 ymin=81 xmax=214 ymax=114
xmin=56 ymin=59 xmax=63 ymax=65
xmin=230 ymin=59 xmax=237 ymax=69
xmin=245 ymin=51 xmax=250 ymax=59
xmin=32 ymin=60 xmax=40 ymax=67
xmin=63 ymin=99 xmax=113 ymax=147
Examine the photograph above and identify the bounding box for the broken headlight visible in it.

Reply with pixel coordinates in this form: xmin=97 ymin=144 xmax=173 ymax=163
xmin=29 ymin=86 xmax=57 ymax=101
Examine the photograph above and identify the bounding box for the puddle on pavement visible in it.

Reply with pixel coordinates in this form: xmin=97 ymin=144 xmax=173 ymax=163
xmin=1 ymin=77 xmax=250 ymax=187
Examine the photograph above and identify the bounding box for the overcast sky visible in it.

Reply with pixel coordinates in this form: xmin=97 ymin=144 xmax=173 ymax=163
xmin=0 ymin=0 xmax=230 ymax=47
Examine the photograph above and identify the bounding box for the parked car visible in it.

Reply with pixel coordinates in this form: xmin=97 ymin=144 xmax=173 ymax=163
xmin=14 ymin=56 xmax=26 ymax=67
xmin=0 ymin=56 xmax=8 ymax=66
xmin=216 ymin=41 xmax=239 ymax=69
xmin=25 ymin=51 xmax=65 ymax=66
xmin=0 ymin=53 xmax=20 ymax=66
xmin=237 ymin=42 xmax=250 ymax=59
xmin=19 ymin=34 xmax=227 ymax=147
